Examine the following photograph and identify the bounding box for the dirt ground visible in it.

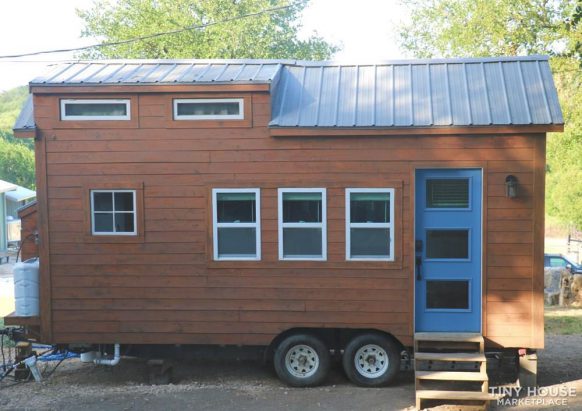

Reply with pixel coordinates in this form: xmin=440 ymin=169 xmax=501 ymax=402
xmin=0 ymin=333 xmax=580 ymax=411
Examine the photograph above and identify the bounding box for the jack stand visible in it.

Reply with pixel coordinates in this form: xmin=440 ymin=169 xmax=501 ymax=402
xmin=146 ymin=359 xmax=173 ymax=385
xmin=14 ymin=342 xmax=33 ymax=381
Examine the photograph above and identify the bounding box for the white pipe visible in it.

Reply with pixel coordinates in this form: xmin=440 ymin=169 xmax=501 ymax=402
xmin=94 ymin=344 xmax=121 ymax=366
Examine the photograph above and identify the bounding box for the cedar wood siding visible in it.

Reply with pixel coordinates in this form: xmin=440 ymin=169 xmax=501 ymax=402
xmin=33 ymin=89 xmax=544 ymax=349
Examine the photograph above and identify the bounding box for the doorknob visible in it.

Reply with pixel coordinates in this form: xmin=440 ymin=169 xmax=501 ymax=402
xmin=415 ymin=256 xmax=422 ymax=281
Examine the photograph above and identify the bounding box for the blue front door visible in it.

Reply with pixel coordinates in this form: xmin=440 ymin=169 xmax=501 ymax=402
xmin=414 ymin=169 xmax=482 ymax=333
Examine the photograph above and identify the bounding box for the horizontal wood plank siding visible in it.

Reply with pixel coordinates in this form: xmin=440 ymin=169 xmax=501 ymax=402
xmin=34 ymin=92 xmax=543 ymax=349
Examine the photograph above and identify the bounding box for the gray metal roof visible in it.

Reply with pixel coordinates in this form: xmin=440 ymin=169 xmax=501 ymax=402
xmin=270 ymin=56 xmax=563 ymax=127
xmin=22 ymin=56 xmax=563 ymax=129
xmin=31 ymin=60 xmax=283 ymax=85
xmin=13 ymin=95 xmax=35 ymax=131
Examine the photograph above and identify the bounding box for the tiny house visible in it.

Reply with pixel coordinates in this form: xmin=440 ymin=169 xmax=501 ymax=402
xmin=6 ymin=56 xmax=563 ymax=400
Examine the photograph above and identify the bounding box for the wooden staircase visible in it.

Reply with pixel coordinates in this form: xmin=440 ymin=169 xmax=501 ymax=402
xmin=414 ymin=333 xmax=497 ymax=410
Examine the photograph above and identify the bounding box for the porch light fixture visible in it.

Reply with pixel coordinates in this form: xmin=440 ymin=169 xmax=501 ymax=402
xmin=505 ymin=175 xmax=518 ymax=198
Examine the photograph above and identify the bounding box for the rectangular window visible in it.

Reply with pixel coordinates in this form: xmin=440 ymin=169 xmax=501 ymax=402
xmin=426 ymin=178 xmax=469 ymax=208
xmin=174 ymin=98 xmax=244 ymax=120
xmin=278 ymin=188 xmax=326 ymax=260
xmin=91 ymin=190 xmax=137 ymax=235
xmin=212 ymin=189 xmax=260 ymax=260
xmin=346 ymin=189 xmax=395 ymax=261
xmin=426 ymin=229 xmax=470 ymax=259
xmin=426 ymin=280 xmax=470 ymax=309
xmin=61 ymin=99 xmax=130 ymax=120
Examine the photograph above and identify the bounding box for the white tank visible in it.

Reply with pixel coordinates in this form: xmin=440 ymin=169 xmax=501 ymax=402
xmin=14 ymin=258 xmax=40 ymax=316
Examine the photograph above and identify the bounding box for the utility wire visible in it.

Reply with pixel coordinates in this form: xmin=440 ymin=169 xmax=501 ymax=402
xmin=0 ymin=2 xmax=301 ymax=59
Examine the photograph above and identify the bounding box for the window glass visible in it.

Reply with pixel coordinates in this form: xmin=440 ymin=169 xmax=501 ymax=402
xmin=213 ymin=190 xmax=260 ymax=260
xmin=282 ymin=228 xmax=322 ymax=257
xmin=426 ymin=179 xmax=469 ymax=208
xmin=350 ymin=228 xmax=391 ymax=257
xmin=177 ymin=102 xmax=240 ymax=116
xmin=217 ymin=193 xmax=256 ymax=223
xmin=426 ymin=280 xmax=469 ymax=309
xmin=114 ymin=192 xmax=134 ymax=212
xmin=114 ymin=213 xmax=135 ymax=232
xmin=93 ymin=192 xmax=113 ymax=211
xmin=549 ymin=257 xmax=568 ymax=268
xmin=94 ymin=213 xmax=114 ymax=232
xmin=350 ymin=193 xmax=390 ymax=223
xmin=217 ymin=227 xmax=257 ymax=256
xmin=282 ymin=192 xmax=322 ymax=223
xmin=426 ymin=229 xmax=469 ymax=259
xmin=65 ymin=103 xmax=128 ymax=117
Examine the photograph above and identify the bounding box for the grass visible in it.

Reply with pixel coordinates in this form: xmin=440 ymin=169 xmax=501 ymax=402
xmin=545 ymin=306 xmax=582 ymax=335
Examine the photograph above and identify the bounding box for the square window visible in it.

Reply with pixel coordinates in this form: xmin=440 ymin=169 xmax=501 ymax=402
xmin=91 ymin=190 xmax=136 ymax=235
xmin=279 ymin=189 xmax=326 ymax=260
xmin=346 ymin=189 xmax=394 ymax=261
xmin=213 ymin=189 xmax=260 ymax=260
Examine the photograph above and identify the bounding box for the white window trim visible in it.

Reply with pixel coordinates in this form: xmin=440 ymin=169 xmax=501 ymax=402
xmin=91 ymin=190 xmax=137 ymax=236
xmin=61 ymin=99 xmax=131 ymax=121
xmin=345 ymin=188 xmax=395 ymax=261
xmin=278 ymin=188 xmax=327 ymax=261
xmin=174 ymin=98 xmax=244 ymax=120
xmin=212 ymin=188 xmax=261 ymax=261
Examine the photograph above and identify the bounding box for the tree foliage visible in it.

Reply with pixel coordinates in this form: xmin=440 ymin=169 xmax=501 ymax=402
xmin=78 ymin=0 xmax=338 ymax=60
xmin=398 ymin=0 xmax=582 ymax=229
xmin=0 ymin=86 xmax=35 ymax=189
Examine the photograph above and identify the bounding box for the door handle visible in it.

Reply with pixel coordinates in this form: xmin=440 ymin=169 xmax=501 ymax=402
xmin=415 ymin=256 xmax=422 ymax=281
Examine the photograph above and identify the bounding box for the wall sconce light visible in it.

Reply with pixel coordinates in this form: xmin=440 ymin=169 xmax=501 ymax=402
xmin=505 ymin=175 xmax=518 ymax=198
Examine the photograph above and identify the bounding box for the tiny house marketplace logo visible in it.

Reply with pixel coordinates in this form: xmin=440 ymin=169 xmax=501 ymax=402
xmin=491 ymin=386 xmax=577 ymax=407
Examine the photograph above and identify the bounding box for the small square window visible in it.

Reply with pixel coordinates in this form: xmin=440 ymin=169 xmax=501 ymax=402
xmin=91 ymin=190 xmax=136 ymax=235
xmin=174 ymin=99 xmax=244 ymax=120
xmin=346 ymin=189 xmax=394 ymax=261
xmin=61 ymin=99 xmax=130 ymax=120
xmin=279 ymin=189 xmax=326 ymax=260
xmin=213 ymin=189 xmax=260 ymax=260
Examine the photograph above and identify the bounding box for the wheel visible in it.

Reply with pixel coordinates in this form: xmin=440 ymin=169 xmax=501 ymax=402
xmin=273 ymin=334 xmax=330 ymax=387
xmin=342 ymin=333 xmax=401 ymax=387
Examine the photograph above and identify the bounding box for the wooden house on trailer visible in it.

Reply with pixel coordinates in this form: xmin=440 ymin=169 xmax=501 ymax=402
xmin=6 ymin=56 xmax=563 ymax=406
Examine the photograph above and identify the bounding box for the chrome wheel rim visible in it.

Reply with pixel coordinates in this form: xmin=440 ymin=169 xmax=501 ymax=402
xmin=285 ymin=344 xmax=319 ymax=378
xmin=354 ymin=344 xmax=389 ymax=378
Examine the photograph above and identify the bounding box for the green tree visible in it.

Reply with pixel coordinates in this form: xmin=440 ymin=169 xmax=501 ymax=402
xmin=0 ymin=87 xmax=35 ymax=189
xmin=78 ymin=0 xmax=338 ymax=60
xmin=398 ymin=0 xmax=582 ymax=229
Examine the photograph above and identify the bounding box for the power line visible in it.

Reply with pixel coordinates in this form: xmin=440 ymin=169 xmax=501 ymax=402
xmin=0 ymin=2 xmax=301 ymax=60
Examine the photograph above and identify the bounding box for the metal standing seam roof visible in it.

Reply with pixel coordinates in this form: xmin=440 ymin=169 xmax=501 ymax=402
xmin=270 ymin=56 xmax=563 ymax=127
xmin=5 ymin=186 xmax=36 ymax=202
xmin=13 ymin=95 xmax=35 ymax=131
xmin=19 ymin=56 xmax=563 ymax=130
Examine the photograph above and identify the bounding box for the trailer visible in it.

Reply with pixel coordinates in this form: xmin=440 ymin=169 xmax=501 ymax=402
xmin=6 ymin=56 xmax=563 ymax=406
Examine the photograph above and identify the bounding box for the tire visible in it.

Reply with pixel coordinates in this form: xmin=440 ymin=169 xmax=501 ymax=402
xmin=273 ymin=334 xmax=330 ymax=387
xmin=342 ymin=333 xmax=401 ymax=387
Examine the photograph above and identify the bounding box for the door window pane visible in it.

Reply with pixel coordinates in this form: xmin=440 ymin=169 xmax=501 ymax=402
xmin=282 ymin=192 xmax=322 ymax=223
xmin=350 ymin=228 xmax=390 ymax=257
xmin=426 ymin=229 xmax=469 ymax=259
xmin=426 ymin=179 xmax=469 ymax=208
xmin=217 ymin=227 xmax=257 ymax=257
xmin=350 ymin=193 xmax=390 ymax=223
xmin=217 ymin=193 xmax=256 ymax=223
xmin=283 ymin=228 xmax=322 ymax=257
xmin=426 ymin=280 xmax=469 ymax=309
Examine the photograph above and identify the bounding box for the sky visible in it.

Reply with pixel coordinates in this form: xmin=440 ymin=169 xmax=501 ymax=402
xmin=0 ymin=0 xmax=410 ymax=92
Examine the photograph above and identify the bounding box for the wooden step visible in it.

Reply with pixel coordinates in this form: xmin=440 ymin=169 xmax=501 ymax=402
xmin=415 ymin=352 xmax=486 ymax=362
xmin=416 ymin=390 xmax=497 ymax=401
xmin=414 ymin=332 xmax=483 ymax=343
xmin=415 ymin=371 xmax=488 ymax=381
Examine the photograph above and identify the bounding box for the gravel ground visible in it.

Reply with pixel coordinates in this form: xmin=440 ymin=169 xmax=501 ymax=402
xmin=0 ymin=334 xmax=581 ymax=411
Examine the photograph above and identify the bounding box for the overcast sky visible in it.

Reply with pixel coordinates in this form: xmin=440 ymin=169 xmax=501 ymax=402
xmin=0 ymin=0 xmax=409 ymax=91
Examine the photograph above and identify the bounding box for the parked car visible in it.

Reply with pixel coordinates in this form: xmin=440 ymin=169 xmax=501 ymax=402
xmin=544 ymin=253 xmax=582 ymax=274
